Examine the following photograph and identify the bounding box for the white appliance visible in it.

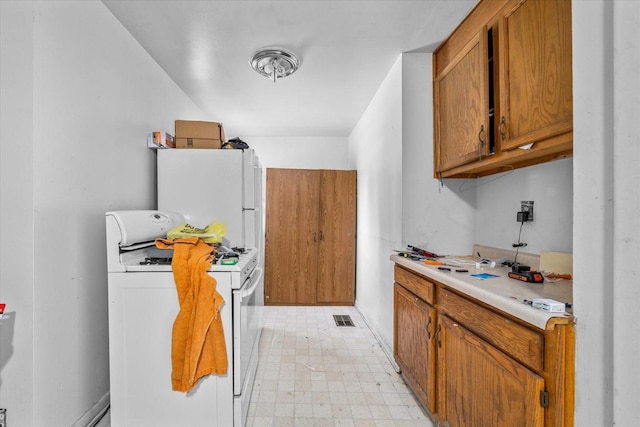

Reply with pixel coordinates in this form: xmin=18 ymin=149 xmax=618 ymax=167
xmin=106 ymin=210 xmax=262 ymax=427
xmin=157 ymin=149 xmax=263 ymax=251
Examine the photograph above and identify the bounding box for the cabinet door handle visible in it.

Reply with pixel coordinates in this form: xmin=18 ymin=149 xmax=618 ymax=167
xmin=313 ymin=232 xmax=317 ymax=242
xmin=319 ymin=230 xmax=324 ymax=241
xmin=499 ymin=116 xmax=506 ymax=141
xmin=435 ymin=323 xmax=442 ymax=348
xmin=426 ymin=316 xmax=432 ymax=340
xmin=478 ymin=125 xmax=485 ymax=160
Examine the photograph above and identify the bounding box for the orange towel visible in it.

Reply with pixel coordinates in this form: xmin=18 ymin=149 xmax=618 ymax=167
xmin=155 ymin=237 xmax=228 ymax=392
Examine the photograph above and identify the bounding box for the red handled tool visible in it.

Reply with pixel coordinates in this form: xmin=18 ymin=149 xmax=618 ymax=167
xmin=407 ymin=245 xmax=441 ymax=258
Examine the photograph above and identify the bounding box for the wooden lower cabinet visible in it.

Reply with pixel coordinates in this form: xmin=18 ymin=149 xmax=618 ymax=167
xmin=393 ymin=265 xmax=574 ymax=427
xmin=394 ymin=283 xmax=436 ymax=413
xmin=437 ymin=314 xmax=545 ymax=427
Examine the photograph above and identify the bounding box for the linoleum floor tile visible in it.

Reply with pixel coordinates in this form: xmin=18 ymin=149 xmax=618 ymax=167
xmin=246 ymin=306 xmax=434 ymax=427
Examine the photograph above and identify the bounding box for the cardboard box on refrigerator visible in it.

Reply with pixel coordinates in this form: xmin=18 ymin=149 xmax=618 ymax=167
xmin=175 ymin=120 xmax=225 ymax=149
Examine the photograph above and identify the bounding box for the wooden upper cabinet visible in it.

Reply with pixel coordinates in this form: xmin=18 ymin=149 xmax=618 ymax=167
xmin=433 ymin=0 xmax=573 ymax=178
xmin=434 ymin=29 xmax=490 ymax=173
xmin=499 ymin=0 xmax=573 ymax=151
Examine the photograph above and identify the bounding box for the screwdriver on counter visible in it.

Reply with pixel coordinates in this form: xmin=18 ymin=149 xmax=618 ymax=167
xmin=407 ymin=245 xmax=441 ymax=258
xmin=424 ymin=259 xmax=469 ymax=273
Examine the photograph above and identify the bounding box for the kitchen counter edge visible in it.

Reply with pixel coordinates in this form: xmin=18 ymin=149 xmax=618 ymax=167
xmin=391 ymin=254 xmax=574 ymax=330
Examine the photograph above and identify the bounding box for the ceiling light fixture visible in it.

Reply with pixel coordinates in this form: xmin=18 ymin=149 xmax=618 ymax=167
xmin=249 ymin=47 xmax=300 ymax=83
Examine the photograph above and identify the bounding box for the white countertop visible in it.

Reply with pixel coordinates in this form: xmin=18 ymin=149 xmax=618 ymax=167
xmin=391 ymin=254 xmax=574 ymax=330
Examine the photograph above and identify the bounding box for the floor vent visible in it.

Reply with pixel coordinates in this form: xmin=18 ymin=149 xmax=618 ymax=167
xmin=333 ymin=314 xmax=355 ymax=327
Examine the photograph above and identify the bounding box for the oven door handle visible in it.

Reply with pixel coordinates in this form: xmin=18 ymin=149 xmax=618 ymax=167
xmin=241 ymin=267 xmax=263 ymax=300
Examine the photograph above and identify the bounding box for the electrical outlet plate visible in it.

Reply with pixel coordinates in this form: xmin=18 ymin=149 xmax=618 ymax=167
xmin=521 ymin=201 xmax=534 ymax=221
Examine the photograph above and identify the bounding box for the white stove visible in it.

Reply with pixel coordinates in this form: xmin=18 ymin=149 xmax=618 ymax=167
xmin=106 ymin=210 xmax=257 ymax=280
xmin=115 ymin=244 xmax=258 ymax=284
xmin=106 ymin=210 xmax=262 ymax=427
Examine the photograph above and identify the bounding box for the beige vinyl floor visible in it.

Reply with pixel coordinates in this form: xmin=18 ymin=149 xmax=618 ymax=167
xmin=246 ymin=305 xmax=432 ymax=427
xmin=95 ymin=305 xmax=433 ymax=427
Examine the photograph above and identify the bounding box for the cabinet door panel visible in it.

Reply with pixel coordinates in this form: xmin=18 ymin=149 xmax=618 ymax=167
xmin=439 ymin=287 xmax=544 ymax=371
xmin=500 ymin=0 xmax=573 ymax=150
xmin=265 ymin=169 xmax=320 ymax=304
xmin=438 ymin=315 xmax=544 ymax=427
xmin=394 ymin=284 xmax=436 ymax=412
xmin=316 ymin=170 xmax=356 ymax=304
xmin=434 ymin=29 xmax=490 ymax=173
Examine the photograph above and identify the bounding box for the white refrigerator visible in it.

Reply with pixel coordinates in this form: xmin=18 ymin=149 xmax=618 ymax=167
xmin=157 ymin=149 xmax=263 ymax=252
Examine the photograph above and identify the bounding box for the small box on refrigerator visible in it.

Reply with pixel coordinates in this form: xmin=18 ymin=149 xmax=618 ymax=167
xmin=147 ymin=131 xmax=175 ymax=149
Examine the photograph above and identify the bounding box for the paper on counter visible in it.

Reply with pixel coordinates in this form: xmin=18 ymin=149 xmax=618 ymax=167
xmin=518 ymin=143 xmax=534 ymax=150
xmin=471 ymin=273 xmax=500 ymax=280
xmin=540 ymin=252 xmax=573 ymax=275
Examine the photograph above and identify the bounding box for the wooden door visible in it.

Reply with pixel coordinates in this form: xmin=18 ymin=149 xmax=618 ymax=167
xmin=499 ymin=0 xmax=573 ymax=151
xmin=316 ymin=170 xmax=356 ymax=304
xmin=394 ymin=284 xmax=436 ymax=413
xmin=264 ymin=168 xmax=320 ymax=304
xmin=437 ymin=315 xmax=545 ymax=427
xmin=434 ymin=29 xmax=490 ymax=173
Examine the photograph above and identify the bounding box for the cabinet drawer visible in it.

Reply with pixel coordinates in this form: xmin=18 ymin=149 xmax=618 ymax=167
xmin=394 ymin=265 xmax=434 ymax=304
xmin=439 ymin=288 xmax=544 ymax=372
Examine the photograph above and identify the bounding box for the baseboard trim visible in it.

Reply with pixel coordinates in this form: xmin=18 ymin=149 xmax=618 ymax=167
xmin=355 ymin=305 xmax=400 ymax=373
xmin=72 ymin=392 xmax=110 ymax=427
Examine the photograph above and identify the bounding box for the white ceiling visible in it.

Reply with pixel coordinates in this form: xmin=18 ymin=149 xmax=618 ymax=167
xmin=102 ymin=0 xmax=475 ymax=138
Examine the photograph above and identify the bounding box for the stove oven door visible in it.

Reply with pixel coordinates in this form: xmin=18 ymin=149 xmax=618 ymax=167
xmin=233 ymin=266 xmax=263 ymax=397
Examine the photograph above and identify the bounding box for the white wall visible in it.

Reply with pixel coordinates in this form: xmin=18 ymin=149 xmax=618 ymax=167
xmin=246 ymin=137 xmax=350 ymax=170
xmin=573 ymin=1 xmax=640 ymax=426
xmin=475 ymin=158 xmax=573 ymax=254
xmin=350 ymin=51 xmax=573 ymax=363
xmin=0 ymin=1 xmax=206 ymax=425
xmin=610 ymin=3 xmax=640 ymax=424
xmin=348 ymin=57 xmax=403 ymax=354
xmin=401 ymin=54 xmax=476 ymax=256
xmin=572 ymin=2 xmax=613 ymax=422
xmin=0 ymin=2 xmax=35 ymax=421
